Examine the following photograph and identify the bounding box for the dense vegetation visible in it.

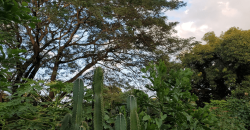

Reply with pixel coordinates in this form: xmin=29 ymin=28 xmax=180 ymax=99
xmin=178 ymin=27 xmax=250 ymax=108
xmin=1 ymin=0 xmax=250 ymax=130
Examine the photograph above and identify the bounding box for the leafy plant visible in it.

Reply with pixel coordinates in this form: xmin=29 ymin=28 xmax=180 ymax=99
xmin=0 ymin=79 xmax=72 ymax=129
xmin=226 ymin=97 xmax=250 ymax=129
xmin=0 ymin=0 xmax=40 ymax=27
xmin=141 ymin=60 xmax=218 ymax=129
xmin=204 ymin=99 xmax=247 ymax=130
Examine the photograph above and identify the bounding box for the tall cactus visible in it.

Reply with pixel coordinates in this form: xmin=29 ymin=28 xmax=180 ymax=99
xmin=115 ymin=113 xmax=127 ymax=130
xmin=127 ymin=95 xmax=140 ymax=130
xmin=61 ymin=78 xmax=85 ymax=130
xmin=61 ymin=113 xmax=72 ymax=130
xmin=93 ymin=67 xmax=104 ymax=130
xmin=72 ymin=78 xmax=85 ymax=128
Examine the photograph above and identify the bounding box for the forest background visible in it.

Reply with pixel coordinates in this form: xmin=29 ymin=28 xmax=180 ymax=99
xmin=0 ymin=0 xmax=250 ymax=129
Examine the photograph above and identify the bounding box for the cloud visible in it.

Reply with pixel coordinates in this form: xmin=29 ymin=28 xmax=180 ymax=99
xmin=218 ymin=2 xmax=239 ymax=17
xmin=164 ymin=0 xmax=250 ymax=44
xmin=180 ymin=22 xmax=196 ymax=32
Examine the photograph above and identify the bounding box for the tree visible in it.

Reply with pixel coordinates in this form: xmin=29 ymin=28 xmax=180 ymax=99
xmin=0 ymin=0 xmax=40 ymax=101
xmin=1 ymin=0 xmax=198 ymax=103
xmin=178 ymin=27 xmax=250 ymax=107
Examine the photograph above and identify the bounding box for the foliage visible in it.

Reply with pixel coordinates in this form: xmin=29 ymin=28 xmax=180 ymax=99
xmin=225 ymin=97 xmax=250 ymax=129
xmin=2 ymin=59 xmax=250 ymax=130
xmin=141 ymin=60 xmax=218 ymax=129
xmin=0 ymin=79 xmax=72 ymax=129
xmin=103 ymin=85 xmax=124 ymax=109
xmin=0 ymin=0 xmax=40 ymax=96
xmin=204 ymin=99 xmax=247 ymax=130
xmin=0 ymin=0 xmax=40 ymax=27
xmin=178 ymin=27 xmax=250 ymax=107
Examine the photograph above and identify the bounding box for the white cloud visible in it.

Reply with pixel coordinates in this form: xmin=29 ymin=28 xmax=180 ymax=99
xmin=174 ymin=23 xmax=210 ymax=41
xmin=199 ymin=25 xmax=209 ymax=32
xmin=218 ymin=2 xmax=238 ymax=17
xmin=202 ymin=6 xmax=208 ymax=11
xmin=164 ymin=0 xmax=250 ymax=45
xmin=181 ymin=22 xmax=196 ymax=32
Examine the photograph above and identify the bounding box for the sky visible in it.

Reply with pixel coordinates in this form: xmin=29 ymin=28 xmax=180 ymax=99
xmin=164 ymin=0 xmax=250 ymax=46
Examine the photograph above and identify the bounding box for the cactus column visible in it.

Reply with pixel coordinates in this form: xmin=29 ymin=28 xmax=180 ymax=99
xmin=93 ymin=67 xmax=104 ymax=130
xmin=115 ymin=113 xmax=127 ymax=130
xmin=61 ymin=78 xmax=85 ymax=130
xmin=127 ymin=95 xmax=140 ymax=130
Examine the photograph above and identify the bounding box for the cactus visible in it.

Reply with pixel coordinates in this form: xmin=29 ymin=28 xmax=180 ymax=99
xmin=61 ymin=113 xmax=72 ymax=130
xmin=93 ymin=67 xmax=104 ymax=130
xmin=115 ymin=113 xmax=127 ymax=130
xmin=127 ymin=95 xmax=140 ymax=130
xmin=61 ymin=78 xmax=85 ymax=130
xmin=80 ymin=121 xmax=89 ymax=130
xmin=72 ymin=78 xmax=85 ymax=128
xmin=126 ymin=115 xmax=130 ymax=130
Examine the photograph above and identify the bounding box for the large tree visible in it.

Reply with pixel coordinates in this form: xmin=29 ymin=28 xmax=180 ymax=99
xmin=178 ymin=27 xmax=250 ymax=107
xmin=0 ymin=0 xmax=40 ymax=102
xmin=1 ymin=0 xmax=198 ymax=102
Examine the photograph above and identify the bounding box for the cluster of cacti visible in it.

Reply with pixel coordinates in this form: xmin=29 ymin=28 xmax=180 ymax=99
xmin=114 ymin=95 xmax=140 ymax=130
xmin=60 ymin=67 xmax=140 ymax=130
xmin=60 ymin=78 xmax=87 ymax=130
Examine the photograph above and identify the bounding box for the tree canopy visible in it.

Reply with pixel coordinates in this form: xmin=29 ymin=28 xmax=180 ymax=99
xmin=0 ymin=0 xmax=40 ymax=102
xmin=178 ymin=27 xmax=250 ymax=107
xmin=0 ymin=0 xmax=198 ymax=102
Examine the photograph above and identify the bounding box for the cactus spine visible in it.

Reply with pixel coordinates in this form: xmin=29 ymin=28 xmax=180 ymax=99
xmin=61 ymin=78 xmax=85 ymax=130
xmin=93 ymin=67 xmax=104 ymax=130
xmin=127 ymin=95 xmax=140 ymax=130
xmin=115 ymin=113 xmax=127 ymax=130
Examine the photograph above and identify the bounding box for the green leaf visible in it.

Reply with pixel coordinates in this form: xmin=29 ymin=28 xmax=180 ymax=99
xmin=183 ymin=112 xmax=192 ymax=122
xmin=29 ymin=22 xmax=36 ymax=28
xmin=155 ymin=118 xmax=162 ymax=128
xmin=142 ymin=115 xmax=150 ymax=121
xmin=174 ymin=95 xmax=178 ymax=102
xmin=161 ymin=114 xmax=167 ymax=120
xmin=104 ymin=115 xmax=109 ymax=120
xmin=21 ymin=2 xmax=28 ymax=6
